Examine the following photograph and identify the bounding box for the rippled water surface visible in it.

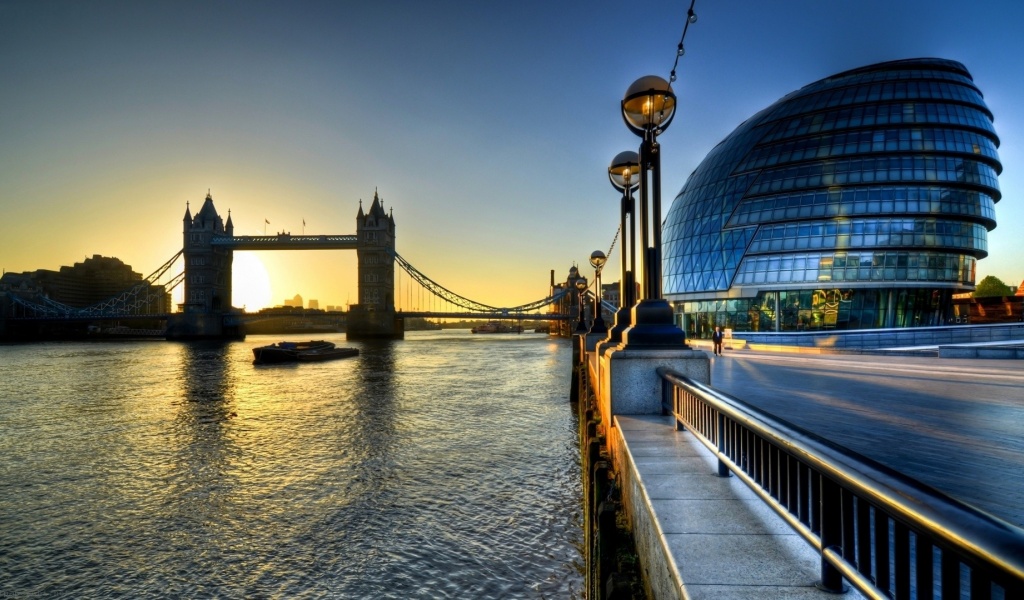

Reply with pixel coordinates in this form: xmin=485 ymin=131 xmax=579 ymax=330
xmin=0 ymin=331 xmax=582 ymax=598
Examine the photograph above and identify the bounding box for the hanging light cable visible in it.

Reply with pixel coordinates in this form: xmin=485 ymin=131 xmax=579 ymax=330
xmin=606 ymin=225 xmax=620 ymax=262
xmin=668 ymin=0 xmax=698 ymax=84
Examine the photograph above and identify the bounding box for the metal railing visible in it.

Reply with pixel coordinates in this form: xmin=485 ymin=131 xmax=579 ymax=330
xmin=657 ymin=367 xmax=1024 ymax=599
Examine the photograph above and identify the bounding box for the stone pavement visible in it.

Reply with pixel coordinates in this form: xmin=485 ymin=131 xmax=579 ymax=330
xmin=612 ymin=414 xmax=866 ymax=599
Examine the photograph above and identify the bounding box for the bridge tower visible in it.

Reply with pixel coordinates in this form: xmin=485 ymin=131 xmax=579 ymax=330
xmin=166 ymin=192 xmax=243 ymax=339
xmin=348 ymin=190 xmax=403 ymax=339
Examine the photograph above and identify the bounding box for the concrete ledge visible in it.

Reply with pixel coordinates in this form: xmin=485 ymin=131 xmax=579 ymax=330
xmin=938 ymin=345 xmax=1024 ymax=359
xmin=601 ymin=348 xmax=710 ymax=416
xmin=609 ymin=414 xmax=865 ymax=600
xmin=746 ymin=344 xmax=829 ymax=354
xmin=732 ymin=323 xmax=1024 ymax=350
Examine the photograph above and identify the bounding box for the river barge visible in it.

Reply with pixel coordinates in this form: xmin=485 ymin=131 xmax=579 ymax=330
xmin=252 ymin=340 xmax=335 ymax=363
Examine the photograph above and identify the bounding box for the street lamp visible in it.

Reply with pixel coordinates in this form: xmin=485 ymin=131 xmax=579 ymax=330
xmin=574 ymin=277 xmax=589 ymax=333
xmin=620 ymin=75 xmax=687 ymax=347
xmin=589 ymin=250 xmax=607 ymax=334
xmin=600 ymin=150 xmax=640 ymax=354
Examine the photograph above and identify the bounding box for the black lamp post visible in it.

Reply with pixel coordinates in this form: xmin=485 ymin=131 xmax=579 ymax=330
xmin=589 ymin=250 xmax=607 ymax=334
xmin=620 ymin=75 xmax=687 ymax=347
xmin=574 ymin=277 xmax=589 ymax=333
xmin=601 ymin=150 xmax=640 ymax=353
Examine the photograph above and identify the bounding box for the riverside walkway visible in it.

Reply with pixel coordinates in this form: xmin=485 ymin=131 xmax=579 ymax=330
xmin=588 ymin=337 xmax=1024 ymax=598
xmin=612 ymin=414 xmax=867 ymax=599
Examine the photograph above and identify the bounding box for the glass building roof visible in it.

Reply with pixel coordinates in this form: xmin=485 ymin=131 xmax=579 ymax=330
xmin=662 ymin=58 xmax=1001 ymax=300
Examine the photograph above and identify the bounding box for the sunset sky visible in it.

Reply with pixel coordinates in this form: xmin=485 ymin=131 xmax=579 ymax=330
xmin=2 ymin=0 xmax=1022 ymax=311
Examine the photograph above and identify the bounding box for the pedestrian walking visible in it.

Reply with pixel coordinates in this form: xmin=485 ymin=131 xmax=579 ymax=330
xmin=711 ymin=326 xmax=724 ymax=356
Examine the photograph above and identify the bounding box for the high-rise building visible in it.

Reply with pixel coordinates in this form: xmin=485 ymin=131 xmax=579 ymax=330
xmin=0 ymin=255 xmax=168 ymax=312
xmin=662 ymin=58 xmax=1001 ymax=337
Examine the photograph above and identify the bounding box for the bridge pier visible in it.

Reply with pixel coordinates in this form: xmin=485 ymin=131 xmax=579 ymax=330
xmin=346 ymin=306 xmax=404 ymax=340
xmin=165 ymin=313 xmax=245 ymax=340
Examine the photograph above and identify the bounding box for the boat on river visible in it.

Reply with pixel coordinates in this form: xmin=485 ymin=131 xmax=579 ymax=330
xmin=295 ymin=347 xmax=359 ymax=362
xmin=252 ymin=340 xmax=335 ymax=363
xmin=471 ymin=321 xmax=523 ymax=334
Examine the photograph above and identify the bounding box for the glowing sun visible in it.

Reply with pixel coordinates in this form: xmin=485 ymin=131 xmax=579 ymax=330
xmin=232 ymin=252 xmax=272 ymax=311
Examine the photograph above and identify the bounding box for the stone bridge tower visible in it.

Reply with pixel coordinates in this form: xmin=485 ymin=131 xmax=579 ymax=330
xmin=181 ymin=192 xmax=234 ymax=314
xmin=166 ymin=192 xmax=243 ymax=339
xmin=348 ymin=190 xmax=403 ymax=339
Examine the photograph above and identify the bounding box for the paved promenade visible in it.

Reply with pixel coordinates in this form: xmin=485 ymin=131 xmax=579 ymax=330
xmin=694 ymin=344 xmax=1024 ymax=528
xmin=613 ymin=414 xmax=867 ymax=599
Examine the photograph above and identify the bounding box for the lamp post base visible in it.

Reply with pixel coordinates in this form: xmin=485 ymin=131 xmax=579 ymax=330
xmin=596 ymin=306 xmax=630 ymax=357
xmin=619 ymin=298 xmax=687 ymax=349
xmin=600 ymin=346 xmax=709 ymax=417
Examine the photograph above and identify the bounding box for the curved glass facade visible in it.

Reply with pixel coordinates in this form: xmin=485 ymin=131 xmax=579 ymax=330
xmin=661 ymin=58 xmax=1001 ymax=337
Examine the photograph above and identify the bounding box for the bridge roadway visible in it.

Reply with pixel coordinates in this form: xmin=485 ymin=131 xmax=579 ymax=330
xmin=698 ymin=347 xmax=1024 ymax=528
xmin=211 ymin=234 xmax=357 ymax=250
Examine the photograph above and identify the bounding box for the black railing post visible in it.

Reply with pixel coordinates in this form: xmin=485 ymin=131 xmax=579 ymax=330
xmin=817 ymin=475 xmax=848 ymax=593
xmin=571 ymin=332 xmax=584 ymax=402
xmin=661 ymin=376 xmax=672 ymax=417
xmin=917 ymin=535 xmax=934 ymax=600
xmin=716 ymin=412 xmax=731 ymax=477
xmin=940 ymin=553 xmax=959 ymax=600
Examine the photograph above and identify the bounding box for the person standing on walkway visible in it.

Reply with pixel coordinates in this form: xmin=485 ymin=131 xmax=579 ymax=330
xmin=712 ymin=326 xmax=724 ymax=356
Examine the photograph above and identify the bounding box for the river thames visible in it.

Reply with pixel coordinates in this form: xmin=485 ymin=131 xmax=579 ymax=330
xmin=0 ymin=330 xmax=583 ymax=599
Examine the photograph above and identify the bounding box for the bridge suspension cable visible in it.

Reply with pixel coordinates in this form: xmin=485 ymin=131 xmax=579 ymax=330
xmin=391 ymin=251 xmax=571 ymax=314
xmin=145 ymin=249 xmax=184 ymax=288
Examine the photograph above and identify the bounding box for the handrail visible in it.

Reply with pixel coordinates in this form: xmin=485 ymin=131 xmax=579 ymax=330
xmin=656 ymin=366 xmax=1024 ymax=599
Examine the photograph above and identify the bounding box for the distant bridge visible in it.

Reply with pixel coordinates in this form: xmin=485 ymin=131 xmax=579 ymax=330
xmin=2 ymin=194 xmax=587 ymax=336
xmin=2 ymin=204 xmax=585 ymax=335
xmin=3 ymin=249 xmax=575 ymax=322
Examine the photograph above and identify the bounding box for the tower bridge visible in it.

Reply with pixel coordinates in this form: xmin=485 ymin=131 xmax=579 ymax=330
xmin=170 ymin=190 xmax=574 ymax=339
xmin=2 ymin=190 xmax=579 ymax=340
xmin=171 ymin=190 xmax=402 ymax=339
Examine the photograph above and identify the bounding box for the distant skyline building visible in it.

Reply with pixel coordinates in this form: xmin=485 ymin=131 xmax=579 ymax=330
xmin=662 ymin=58 xmax=1001 ymax=337
xmin=0 ymin=254 xmax=169 ymax=313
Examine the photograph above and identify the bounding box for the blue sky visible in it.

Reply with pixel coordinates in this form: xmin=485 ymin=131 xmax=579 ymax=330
xmin=2 ymin=0 xmax=1021 ymax=309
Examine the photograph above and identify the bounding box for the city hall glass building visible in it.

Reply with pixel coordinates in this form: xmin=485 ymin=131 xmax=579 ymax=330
xmin=662 ymin=58 xmax=1001 ymax=338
